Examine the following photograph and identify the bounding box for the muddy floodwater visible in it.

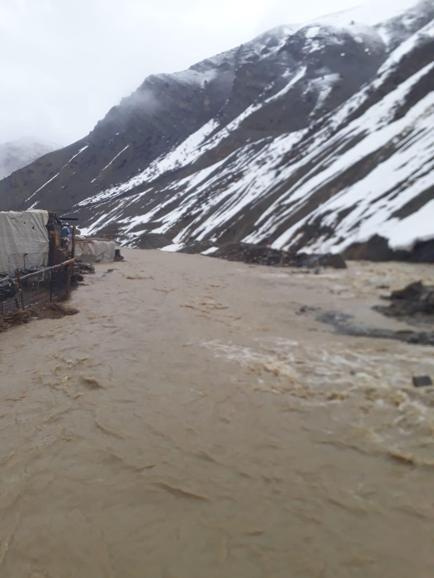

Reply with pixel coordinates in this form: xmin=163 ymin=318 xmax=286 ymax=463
xmin=1 ymin=249 xmax=433 ymax=578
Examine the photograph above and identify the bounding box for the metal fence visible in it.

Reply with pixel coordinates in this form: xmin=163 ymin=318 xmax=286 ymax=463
xmin=0 ymin=259 xmax=75 ymax=318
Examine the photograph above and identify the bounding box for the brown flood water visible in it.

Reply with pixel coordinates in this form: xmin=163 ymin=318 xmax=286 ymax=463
xmin=1 ymin=249 xmax=433 ymax=578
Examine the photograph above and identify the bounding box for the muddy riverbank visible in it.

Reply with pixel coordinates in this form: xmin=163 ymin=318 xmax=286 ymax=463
xmin=0 ymin=249 xmax=433 ymax=578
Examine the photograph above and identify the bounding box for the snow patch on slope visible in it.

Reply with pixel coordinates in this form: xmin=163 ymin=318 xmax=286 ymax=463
xmin=67 ymin=2 xmax=434 ymax=258
xmin=27 ymin=144 xmax=89 ymax=202
xmin=267 ymin=65 xmax=434 ymax=252
xmin=314 ymin=0 xmax=424 ymax=27
xmin=101 ymin=145 xmax=130 ymax=172
xmin=79 ymin=120 xmax=219 ymax=207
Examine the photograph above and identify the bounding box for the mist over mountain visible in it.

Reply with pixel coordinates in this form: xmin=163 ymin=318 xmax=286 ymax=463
xmin=0 ymin=0 xmax=432 ymax=260
xmin=0 ymin=140 xmax=55 ymax=180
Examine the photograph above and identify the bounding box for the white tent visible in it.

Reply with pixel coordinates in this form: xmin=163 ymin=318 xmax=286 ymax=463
xmin=75 ymin=237 xmax=118 ymax=263
xmin=0 ymin=210 xmax=49 ymax=275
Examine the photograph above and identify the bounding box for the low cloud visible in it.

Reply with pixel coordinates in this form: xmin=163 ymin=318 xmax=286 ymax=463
xmin=0 ymin=0 xmax=415 ymax=146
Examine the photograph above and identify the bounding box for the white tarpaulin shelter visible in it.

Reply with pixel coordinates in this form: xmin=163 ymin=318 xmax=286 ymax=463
xmin=0 ymin=210 xmax=49 ymax=275
xmin=75 ymin=238 xmax=118 ymax=263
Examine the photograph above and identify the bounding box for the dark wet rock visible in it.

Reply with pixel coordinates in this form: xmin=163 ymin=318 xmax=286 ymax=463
xmin=180 ymin=241 xmax=214 ymax=255
xmin=391 ymin=281 xmax=434 ymax=304
xmin=410 ymin=240 xmax=434 ymax=263
xmin=344 ymin=236 xmax=434 ymax=264
xmin=73 ymin=262 xmax=95 ymax=287
xmin=344 ymin=235 xmax=400 ymax=261
xmin=135 ymin=233 xmax=172 ymax=250
xmin=413 ymin=375 xmax=433 ymax=388
xmin=293 ymin=253 xmax=347 ymax=270
xmin=214 ymin=243 xmax=347 ymax=269
xmin=214 ymin=244 xmax=292 ymax=266
xmin=375 ymin=281 xmax=434 ymax=321
xmin=71 ymin=272 xmax=84 ymax=286
xmin=297 ymin=305 xmax=319 ymax=316
xmin=319 ymin=310 xmax=434 ymax=346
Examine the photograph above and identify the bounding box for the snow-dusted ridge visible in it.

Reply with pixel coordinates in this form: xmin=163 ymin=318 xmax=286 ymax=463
xmin=1 ymin=0 xmax=433 ymax=260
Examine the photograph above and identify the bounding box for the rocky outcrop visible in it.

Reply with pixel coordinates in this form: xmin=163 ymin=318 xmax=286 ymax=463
xmin=343 ymin=237 xmax=434 ymax=263
xmin=320 ymin=310 xmax=434 ymax=346
xmin=212 ymin=243 xmax=347 ymax=268
xmin=375 ymin=281 xmax=434 ymax=321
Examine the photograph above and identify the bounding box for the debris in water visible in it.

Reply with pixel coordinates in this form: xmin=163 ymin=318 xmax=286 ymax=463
xmin=81 ymin=376 xmax=105 ymax=390
xmin=126 ymin=274 xmax=153 ymax=281
xmin=95 ymin=419 xmax=125 ymax=439
xmin=154 ymin=482 xmax=209 ymax=502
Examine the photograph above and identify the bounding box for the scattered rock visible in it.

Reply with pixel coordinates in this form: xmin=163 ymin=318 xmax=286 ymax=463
xmin=375 ymin=281 xmax=434 ymax=322
xmin=213 ymin=244 xmax=289 ymax=266
xmin=76 ymin=262 xmax=95 ymax=275
xmin=344 ymin=235 xmax=434 ymax=264
xmin=179 ymin=241 xmax=214 ymax=255
xmin=412 ymin=375 xmax=433 ymax=388
xmin=297 ymin=305 xmax=319 ymax=316
xmin=293 ymin=253 xmax=347 ymax=270
xmin=212 ymin=243 xmax=347 ymax=269
xmin=0 ymin=309 xmax=32 ymax=332
xmin=0 ymin=302 xmax=79 ymax=333
xmin=126 ymin=274 xmax=153 ymax=281
xmin=319 ymin=310 xmax=434 ymax=346
xmin=391 ymin=281 xmax=429 ymax=302
xmin=136 ymin=233 xmax=172 ymax=250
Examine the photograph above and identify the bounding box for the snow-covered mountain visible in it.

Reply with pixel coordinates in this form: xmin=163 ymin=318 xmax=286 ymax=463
xmin=0 ymin=140 xmax=54 ymax=179
xmin=0 ymin=0 xmax=433 ymax=260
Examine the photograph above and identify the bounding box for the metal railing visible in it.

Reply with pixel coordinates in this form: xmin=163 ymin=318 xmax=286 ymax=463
xmin=0 ymin=259 xmax=75 ymax=318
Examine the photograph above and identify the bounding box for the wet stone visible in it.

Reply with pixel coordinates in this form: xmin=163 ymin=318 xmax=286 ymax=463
xmin=412 ymin=375 xmax=433 ymax=388
xmin=375 ymin=281 xmax=434 ymax=321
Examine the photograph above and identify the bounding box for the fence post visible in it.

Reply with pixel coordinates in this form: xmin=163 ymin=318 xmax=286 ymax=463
xmin=49 ymin=269 xmax=54 ymax=302
xmin=65 ymin=262 xmax=73 ymax=300
xmin=72 ymin=226 xmax=76 ymax=258
xmin=15 ymin=271 xmax=24 ymax=310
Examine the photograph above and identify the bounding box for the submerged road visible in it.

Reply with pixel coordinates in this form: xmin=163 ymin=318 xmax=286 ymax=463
xmin=0 ymin=249 xmax=433 ymax=578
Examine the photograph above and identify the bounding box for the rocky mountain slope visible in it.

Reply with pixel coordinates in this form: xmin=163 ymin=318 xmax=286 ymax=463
xmin=0 ymin=0 xmax=433 ymax=260
xmin=0 ymin=140 xmax=54 ymax=180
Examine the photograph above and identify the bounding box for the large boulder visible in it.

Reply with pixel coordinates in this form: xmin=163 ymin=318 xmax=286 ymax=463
xmin=375 ymin=281 xmax=434 ymax=319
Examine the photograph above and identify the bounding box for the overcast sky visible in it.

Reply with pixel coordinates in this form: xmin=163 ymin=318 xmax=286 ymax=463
xmin=0 ymin=0 xmax=418 ymax=146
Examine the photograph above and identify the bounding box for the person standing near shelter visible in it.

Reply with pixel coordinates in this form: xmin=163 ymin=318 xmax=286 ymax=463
xmin=60 ymin=224 xmax=71 ymax=251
